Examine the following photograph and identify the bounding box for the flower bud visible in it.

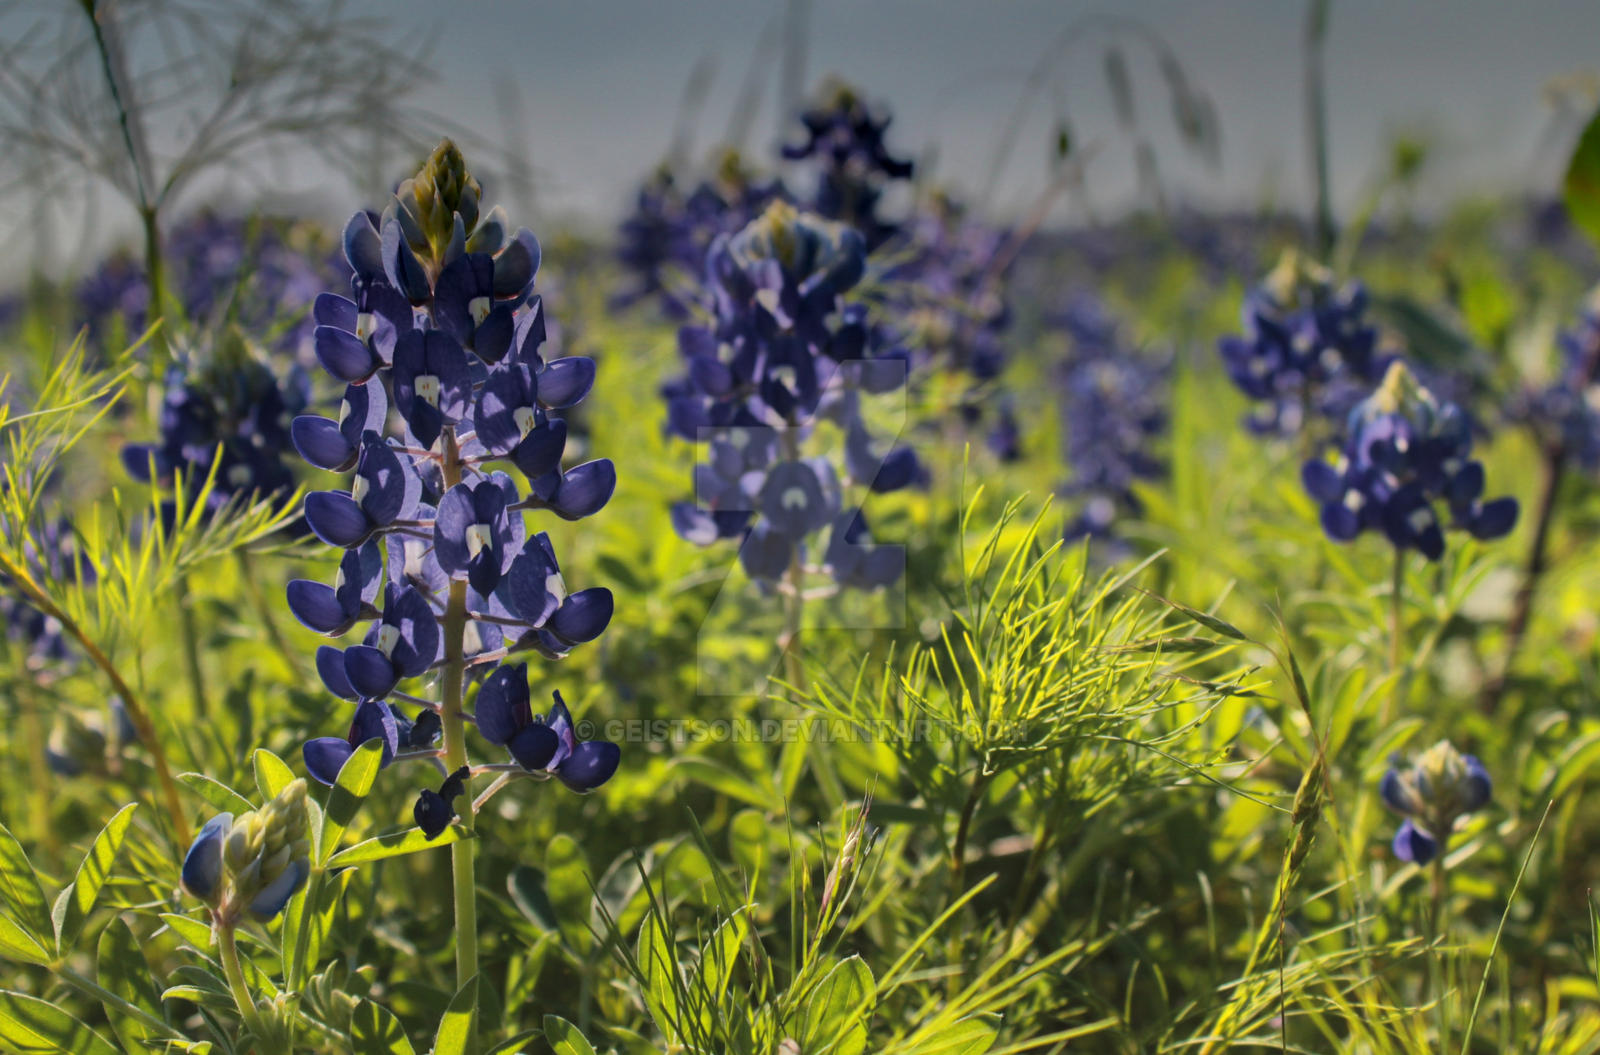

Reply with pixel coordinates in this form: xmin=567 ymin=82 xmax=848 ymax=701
xmin=180 ymin=779 xmax=312 ymax=922
xmin=1379 ymin=740 xmax=1491 ymax=867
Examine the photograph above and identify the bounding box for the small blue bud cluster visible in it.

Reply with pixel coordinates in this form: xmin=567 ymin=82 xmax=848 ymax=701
xmin=1217 ymin=252 xmax=1388 ymax=437
xmin=1380 ymin=740 xmax=1491 ymax=866
xmin=1302 ymin=361 xmax=1517 ymax=560
xmin=664 ymin=200 xmax=919 ymax=589
xmin=286 ymin=140 xmax=619 ymax=839
xmin=1052 ymin=294 xmax=1168 ymax=548
xmin=121 ymin=331 xmax=309 ymax=522
xmin=782 ymin=79 xmax=914 ymax=251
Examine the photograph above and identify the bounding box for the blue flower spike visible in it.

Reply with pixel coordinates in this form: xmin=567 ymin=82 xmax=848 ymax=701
xmin=1379 ymin=740 xmax=1491 ymax=868
xmin=287 ymin=137 xmax=620 ymax=843
xmin=1303 ymin=361 xmax=1517 ymax=561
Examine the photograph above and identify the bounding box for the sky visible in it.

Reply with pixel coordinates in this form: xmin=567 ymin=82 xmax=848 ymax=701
xmin=5 ymin=0 xmax=1600 ymax=280
xmin=375 ymin=0 xmax=1600 ymax=226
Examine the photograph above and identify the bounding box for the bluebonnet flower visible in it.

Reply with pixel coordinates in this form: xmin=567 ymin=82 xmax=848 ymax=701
xmin=79 ymin=211 xmax=347 ymax=365
xmin=877 ymin=192 xmax=1018 ymax=455
xmin=1302 ymin=361 xmax=1517 ymax=560
xmin=613 ymin=155 xmax=786 ymax=318
xmin=783 ymin=79 xmax=914 ymax=250
xmin=1217 ymin=252 xmax=1389 ymax=437
xmin=475 ymin=667 xmax=619 ymax=792
xmin=121 ymin=327 xmax=309 ymax=521
xmin=665 ymin=200 xmax=920 ymax=590
xmin=414 ymin=766 xmax=471 ymax=840
xmin=0 ymin=515 xmax=94 ymax=669
xmin=290 ymin=140 xmax=619 ymax=836
xmin=181 ymin=779 xmax=311 ymax=922
xmin=1380 ymin=739 xmax=1491 ymax=866
xmin=1052 ymin=294 xmax=1169 ymax=549
xmin=1507 ymin=289 xmax=1600 ymax=468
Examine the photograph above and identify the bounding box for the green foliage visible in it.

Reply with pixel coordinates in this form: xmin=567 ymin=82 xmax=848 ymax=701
xmin=2 ymin=157 xmax=1600 ymax=1055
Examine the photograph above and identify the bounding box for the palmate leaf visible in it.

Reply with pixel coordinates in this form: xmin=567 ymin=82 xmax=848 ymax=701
xmin=542 ymin=1015 xmax=598 ymax=1055
xmin=55 ymin=803 xmax=139 ymax=952
xmin=97 ymin=916 xmax=167 ymax=1052
xmin=320 ymin=740 xmax=386 ymax=863
xmin=325 ymin=826 xmax=470 ymax=869
xmin=350 ymin=999 xmax=416 ymax=1055
xmin=792 ymin=955 xmax=873 ymax=1055
xmin=0 ymin=821 xmax=51 ymax=946
xmin=0 ymin=989 xmax=121 ymax=1054
xmin=253 ymin=748 xmax=297 ymax=801
xmin=0 ymin=916 xmax=50 ymax=966
xmin=432 ymin=975 xmax=479 ymax=1055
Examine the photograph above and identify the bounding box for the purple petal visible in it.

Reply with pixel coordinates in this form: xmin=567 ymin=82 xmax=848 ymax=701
xmin=556 ymin=740 xmax=620 ymax=793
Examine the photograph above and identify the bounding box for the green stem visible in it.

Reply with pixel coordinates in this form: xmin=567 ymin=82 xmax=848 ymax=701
xmin=0 ymin=550 xmax=190 ymax=845
xmin=176 ymin=573 xmax=208 ymax=719
xmin=1479 ymin=446 xmax=1565 ymax=715
xmin=286 ymin=868 xmax=321 ymax=994
xmin=949 ymin=770 xmax=990 ymax=903
xmin=1385 ymin=547 xmax=1405 ymax=726
xmin=439 ymin=430 xmax=479 ymax=1044
xmin=1304 ymin=0 xmax=1335 ymax=258
xmin=778 ymin=424 xmax=806 ymax=694
xmin=218 ymin=922 xmax=283 ymax=1055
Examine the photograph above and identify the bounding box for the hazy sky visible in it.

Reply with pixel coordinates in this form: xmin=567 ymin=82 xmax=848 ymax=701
xmin=6 ymin=0 xmax=1600 ymax=281
xmin=375 ymin=0 xmax=1600 ymax=227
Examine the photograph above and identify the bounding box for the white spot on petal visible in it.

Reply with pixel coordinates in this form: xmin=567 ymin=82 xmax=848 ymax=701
xmin=415 ymin=374 xmax=442 ymax=408
xmin=513 ymin=406 xmax=537 ymax=439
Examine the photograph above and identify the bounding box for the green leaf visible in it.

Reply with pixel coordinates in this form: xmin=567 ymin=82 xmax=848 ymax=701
xmin=350 ymin=999 xmax=416 ymax=1055
xmin=56 ymin=803 xmax=138 ymax=951
xmin=320 ymin=740 xmax=385 ymax=862
xmin=1112 ymin=636 xmax=1224 ymax=655
xmin=0 ymin=915 xmax=50 ymax=965
xmin=545 ymin=834 xmax=592 ymax=952
xmin=97 ymin=916 xmax=165 ymax=1052
xmin=177 ymin=773 xmax=255 ymax=817
xmin=1566 ymin=102 xmax=1600 ymax=248
xmin=794 ymin=955 xmax=873 ymax=1055
xmin=637 ymin=915 xmax=681 ymax=1043
xmin=326 ymin=825 xmax=468 ymax=869
xmin=282 ymin=868 xmax=354 ymax=989
xmin=913 ymin=1016 xmax=997 ymax=1054
xmin=542 ymin=1014 xmax=597 ymax=1055
xmin=483 ymin=1031 xmax=540 ymax=1055
xmin=253 ymin=748 xmax=296 ymax=801
xmin=693 ymin=912 xmax=748 ymax=1014
xmin=0 ymin=823 xmax=51 ymax=943
xmin=669 ymin=757 xmax=781 ymax=812
xmin=507 ymin=866 xmax=559 ymax=933
xmin=431 ymin=975 xmax=479 ymax=1055
xmin=0 ymin=989 xmax=121 ymax=1054
xmin=1550 ymin=729 xmax=1600 ymax=801
xmin=158 ymin=912 xmax=213 ymax=952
